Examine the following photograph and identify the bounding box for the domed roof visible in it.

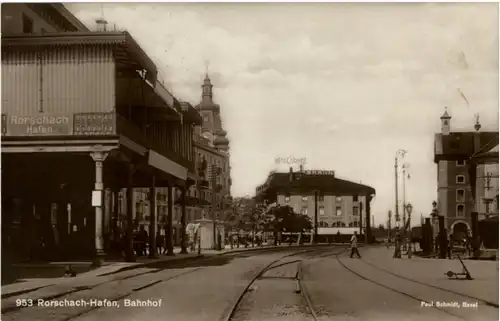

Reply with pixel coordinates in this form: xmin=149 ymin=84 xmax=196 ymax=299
xmin=213 ymin=136 xmax=229 ymax=146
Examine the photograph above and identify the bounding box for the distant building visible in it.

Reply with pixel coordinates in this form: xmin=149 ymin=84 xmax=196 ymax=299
xmin=434 ymin=109 xmax=498 ymax=239
xmin=255 ymin=167 xmax=376 ymax=239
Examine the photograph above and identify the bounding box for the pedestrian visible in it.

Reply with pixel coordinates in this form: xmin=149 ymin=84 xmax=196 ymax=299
xmin=393 ymin=233 xmax=402 ymax=258
xmin=350 ymin=231 xmax=361 ymax=258
xmin=447 ymin=234 xmax=453 ymax=259
xmin=156 ymin=231 xmax=164 ymax=255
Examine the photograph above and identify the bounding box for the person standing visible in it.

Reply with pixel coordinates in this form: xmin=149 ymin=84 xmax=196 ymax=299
xmin=350 ymin=231 xmax=361 ymax=258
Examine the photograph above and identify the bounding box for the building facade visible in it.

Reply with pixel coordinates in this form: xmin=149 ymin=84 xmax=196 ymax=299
xmin=276 ymin=193 xmax=367 ymax=228
xmin=1 ymin=3 xmax=201 ymax=265
xmin=256 ymin=167 xmax=376 ymax=240
xmin=434 ymin=109 xmax=498 ymax=239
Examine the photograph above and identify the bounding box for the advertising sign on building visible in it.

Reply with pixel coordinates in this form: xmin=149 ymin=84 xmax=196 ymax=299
xmin=304 ymin=170 xmax=335 ymax=176
xmin=6 ymin=114 xmax=73 ymax=136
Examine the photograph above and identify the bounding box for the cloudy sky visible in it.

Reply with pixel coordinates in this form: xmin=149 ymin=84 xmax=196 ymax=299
xmin=67 ymin=2 xmax=498 ymax=226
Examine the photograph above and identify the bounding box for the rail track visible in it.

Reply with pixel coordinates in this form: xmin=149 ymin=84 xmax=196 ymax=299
xmin=334 ymin=250 xmax=498 ymax=321
xmin=222 ymin=246 xmax=348 ymax=321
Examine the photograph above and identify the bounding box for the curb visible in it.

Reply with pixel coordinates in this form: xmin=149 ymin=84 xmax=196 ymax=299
xmin=103 ymin=243 xmax=340 ymax=275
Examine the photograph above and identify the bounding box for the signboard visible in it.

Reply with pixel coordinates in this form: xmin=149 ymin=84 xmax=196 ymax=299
xmin=304 ymin=170 xmax=335 ymax=176
xmin=7 ymin=114 xmax=73 ymax=136
xmin=92 ymin=190 xmax=102 ymax=207
xmin=74 ymin=113 xmax=114 ymax=135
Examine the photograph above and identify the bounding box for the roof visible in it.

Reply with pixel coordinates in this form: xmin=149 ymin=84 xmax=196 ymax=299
xmin=434 ymin=131 xmax=498 ymax=163
xmin=1 ymin=31 xmax=158 ymax=84
xmin=441 ymin=109 xmax=451 ymax=119
xmin=256 ymin=171 xmax=376 ymax=200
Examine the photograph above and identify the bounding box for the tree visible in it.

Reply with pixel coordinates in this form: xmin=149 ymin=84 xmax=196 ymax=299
xmin=264 ymin=205 xmax=312 ymax=245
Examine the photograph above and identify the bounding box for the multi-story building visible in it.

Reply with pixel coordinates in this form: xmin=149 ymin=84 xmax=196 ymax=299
xmin=255 ymin=167 xmax=376 ymax=241
xmin=1 ymin=3 xmax=201 ymax=265
xmin=434 ymin=109 xmax=498 ymax=240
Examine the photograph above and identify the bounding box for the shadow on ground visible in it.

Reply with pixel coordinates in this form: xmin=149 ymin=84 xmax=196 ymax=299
xmin=2 ymin=265 xmax=96 ymax=285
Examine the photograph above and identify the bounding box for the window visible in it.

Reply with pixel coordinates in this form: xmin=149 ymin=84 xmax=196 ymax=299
xmin=456 ymin=189 xmax=465 ymax=202
xmin=444 ymin=120 xmax=448 ymax=126
xmin=353 ymin=221 xmax=358 ymax=227
xmin=336 ymin=196 xmax=342 ymax=202
xmin=301 ymin=207 xmax=308 ymax=215
xmin=456 ymin=175 xmax=465 ymax=184
xmin=302 ymin=196 xmax=308 ymax=202
xmin=319 ymin=194 xmax=324 ymax=202
xmin=319 ymin=206 xmax=325 ymax=215
xmin=22 ymin=14 xmax=33 ymax=34
xmin=353 ymin=207 xmax=359 ymax=216
xmin=284 ymin=195 xmax=290 ymax=203
xmin=335 ymin=206 xmax=342 ymax=216
xmin=457 ymin=204 xmax=465 ymax=217
xmin=353 ymin=195 xmax=359 ymax=202
xmin=456 ymin=160 xmax=466 ymax=166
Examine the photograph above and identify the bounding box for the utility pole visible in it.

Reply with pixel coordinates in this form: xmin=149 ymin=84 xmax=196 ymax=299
xmin=394 ymin=150 xmax=406 ymax=230
xmin=313 ymin=190 xmax=318 ymax=244
xmin=387 ymin=210 xmax=392 ymax=241
xmin=395 ymin=156 xmax=399 ymax=228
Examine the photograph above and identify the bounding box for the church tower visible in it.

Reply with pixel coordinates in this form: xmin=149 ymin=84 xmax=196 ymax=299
xmin=441 ymin=107 xmax=451 ymax=135
xmin=195 ymin=73 xmax=230 ymax=154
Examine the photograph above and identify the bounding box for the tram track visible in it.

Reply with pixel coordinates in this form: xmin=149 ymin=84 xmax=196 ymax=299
xmin=2 ymin=246 xmax=330 ymax=321
xmin=222 ymin=246 xmax=348 ymax=321
xmin=334 ymin=251 xmax=496 ymax=321
xmin=358 ymin=257 xmax=499 ymax=308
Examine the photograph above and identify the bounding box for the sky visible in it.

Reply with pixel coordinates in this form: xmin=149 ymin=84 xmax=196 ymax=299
xmin=67 ymin=2 xmax=499 ymax=227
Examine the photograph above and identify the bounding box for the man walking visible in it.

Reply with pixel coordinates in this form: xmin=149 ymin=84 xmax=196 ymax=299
xmin=350 ymin=231 xmax=361 ymax=258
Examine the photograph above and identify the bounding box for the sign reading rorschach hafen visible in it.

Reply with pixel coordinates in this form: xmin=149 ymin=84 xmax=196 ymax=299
xmin=7 ymin=114 xmax=73 ymax=136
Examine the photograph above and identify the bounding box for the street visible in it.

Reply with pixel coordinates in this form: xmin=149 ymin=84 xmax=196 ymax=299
xmin=2 ymin=246 xmax=497 ymax=321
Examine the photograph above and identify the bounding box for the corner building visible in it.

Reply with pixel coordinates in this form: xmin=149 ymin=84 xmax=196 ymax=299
xmin=434 ymin=109 xmax=498 ymax=240
xmin=256 ymin=168 xmax=376 ymax=241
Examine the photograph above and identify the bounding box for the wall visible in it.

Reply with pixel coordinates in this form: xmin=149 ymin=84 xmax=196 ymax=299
xmin=2 ymin=45 xmax=115 ymax=115
xmin=277 ymin=193 xmax=366 ymax=228
xmin=2 ymin=3 xmax=59 ymax=34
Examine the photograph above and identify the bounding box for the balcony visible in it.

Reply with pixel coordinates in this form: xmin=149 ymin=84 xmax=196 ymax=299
xmin=116 ymin=113 xmax=192 ymax=170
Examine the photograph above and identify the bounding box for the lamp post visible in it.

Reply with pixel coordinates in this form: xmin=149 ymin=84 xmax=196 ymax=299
xmin=405 ymin=202 xmax=413 ymax=255
xmin=431 ymin=200 xmax=438 ymax=253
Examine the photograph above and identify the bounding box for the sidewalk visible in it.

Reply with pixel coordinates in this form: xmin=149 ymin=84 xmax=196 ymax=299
xmin=358 ymin=246 xmax=499 ymax=306
xmin=1 ymin=243 xmax=332 ymax=300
